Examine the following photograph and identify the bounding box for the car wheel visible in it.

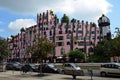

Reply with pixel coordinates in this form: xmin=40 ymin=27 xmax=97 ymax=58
xmin=101 ymin=72 xmax=106 ymax=77
xmin=61 ymin=70 xmax=65 ymax=74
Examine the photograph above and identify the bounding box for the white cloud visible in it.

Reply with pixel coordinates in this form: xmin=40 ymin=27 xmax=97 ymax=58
xmin=8 ymin=19 xmax=36 ymax=33
xmin=0 ymin=0 xmax=112 ymax=22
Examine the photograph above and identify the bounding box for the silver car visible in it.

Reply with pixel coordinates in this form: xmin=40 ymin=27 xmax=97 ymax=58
xmin=100 ymin=63 xmax=120 ymax=77
xmin=62 ymin=63 xmax=84 ymax=76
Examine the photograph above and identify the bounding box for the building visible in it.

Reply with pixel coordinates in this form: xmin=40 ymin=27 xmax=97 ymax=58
xmin=98 ymin=14 xmax=111 ymax=41
xmin=7 ymin=10 xmax=111 ymax=62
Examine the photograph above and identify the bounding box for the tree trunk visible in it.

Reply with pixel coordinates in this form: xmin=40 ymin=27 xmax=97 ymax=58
xmin=39 ymin=59 xmax=43 ymax=76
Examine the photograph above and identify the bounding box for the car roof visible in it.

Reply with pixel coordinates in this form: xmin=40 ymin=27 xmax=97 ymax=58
xmin=63 ymin=63 xmax=78 ymax=66
xmin=102 ymin=62 xmax=120 ymax=65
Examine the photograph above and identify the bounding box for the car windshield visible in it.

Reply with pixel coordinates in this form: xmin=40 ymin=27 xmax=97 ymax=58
xmin=29 ymin=64 xmax=35 ymax=67
xmin=116 ymin=63 xmax=120 ymax=67
xmin=48 ymin=64 xmax=55 ymax=68
xmin=71 ymin=63 xmax=79 ymax=67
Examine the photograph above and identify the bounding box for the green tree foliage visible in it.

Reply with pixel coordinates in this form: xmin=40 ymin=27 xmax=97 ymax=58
xmin=20 ymin=27 xmax=25 ymax=32
xmin=71 ymin=18 xmax=76 ymax=23
xmin=114 ymin=27 xmax=120 ymax=38
xmin=92 ymin=22 xmax=97 ymax=27
xmin=62 ymin=53 xmax=67 ymax=59
xmin=27 ymin=36 xmax=55 ymax=75
xmin=61 ymin=14 xmax=69 ymax=23
xmin=92 ymin=39 xmax=110 ymax=62
xmin=90 ymin=35 xmax=120 ymax=62
xmin=0 ymin=37 xmax=10 ymax=61
xmin=28 ymin=36 xmax=55 ymax=61
xmin=111 ymin=28 xmax=120 ymax=56
xmin=68 ymin=50 xmax=84 ymax=62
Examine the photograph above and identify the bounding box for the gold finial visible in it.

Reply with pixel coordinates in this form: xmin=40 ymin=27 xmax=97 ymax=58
xmin=50 ymin=9 xmax=53 ymax=14
xmin=102 ymin=14 xmax=105 ymax=17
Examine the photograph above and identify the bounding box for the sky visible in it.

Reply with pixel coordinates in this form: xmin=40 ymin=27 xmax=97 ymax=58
xmin=0 ymin=0 xmax=120 ymax=38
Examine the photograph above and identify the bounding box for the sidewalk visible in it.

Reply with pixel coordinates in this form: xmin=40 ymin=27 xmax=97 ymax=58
xmin=0 ymin=71 xmax=120 ymax=80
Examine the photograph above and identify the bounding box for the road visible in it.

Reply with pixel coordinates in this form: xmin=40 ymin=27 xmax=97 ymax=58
xmin=0 ymin=70 xmax=120 ymax=80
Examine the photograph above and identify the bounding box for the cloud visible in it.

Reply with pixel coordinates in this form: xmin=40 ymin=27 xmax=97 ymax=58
xmin=0 ymin=0 xmax=112 ymax=22
xmin=8 ymin=19 xmax=36 ymax=34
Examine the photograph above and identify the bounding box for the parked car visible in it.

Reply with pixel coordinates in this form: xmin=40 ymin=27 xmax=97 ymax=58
xmin=21 ymin=63 xmax=38 ymax=72
xmin=6 ymin=62 xmax=23 ymax=70
xmin=38 ymin=63 xmax=61 ymax=73
xmin=62 ymin=63 xmax=84 ymax=76
xmin=100 ymin=63 xmax=120 ymax=77
xmin=0 ymin=62 xmax=7 ymax=72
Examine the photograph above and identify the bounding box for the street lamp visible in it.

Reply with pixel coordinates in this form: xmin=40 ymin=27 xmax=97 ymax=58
xmin=52 ymin=15 xmax=57 ymax=62
xmin=70 ymin=19 xmax=75 ymax=50
xmin=84 ymin=37 xmax=87 ymax=62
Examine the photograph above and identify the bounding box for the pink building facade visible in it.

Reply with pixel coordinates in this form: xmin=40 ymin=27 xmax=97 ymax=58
xmin=7 ymin=10 xmax=110 ymax=62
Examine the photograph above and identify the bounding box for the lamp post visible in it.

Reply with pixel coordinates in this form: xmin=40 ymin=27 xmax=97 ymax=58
xmin=70 ymin=19 xmax=75 ymax=50
xmin=52 ymin=15 xmax=57 ymax=62
xmin=84 ymin=37 xmax=87 ymax=62
xmin=84 ymin=22 xmax=88 ymax=62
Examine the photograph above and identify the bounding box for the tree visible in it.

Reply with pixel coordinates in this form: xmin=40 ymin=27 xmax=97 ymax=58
xmin=89 ymin=27 xmax=120 ymax=62
xmin=111 ymin=29 xmax=120 ymax=57
xmin=114 ymin=27 xmax=120 ymax=38
xmin=92 ymin=22 xmax=97 ymax=27
xmin=71 ymin=18 xmax=76 ymax=23
xmin=91 ymin=39 xmax=115 ymax=62
xmin=29 ymin=37 xmax=55 ymax=60
xmin=20 ymin=27 xmax=25 ymax=32
xmin=27 ymin=36 xmax=55 ymax=75
xmin=0 ymin=37 xmax=10 ymax=62
xmin=68 ymin=50 xmax=84 ymax=62
xmin=61 ymin=14 xmax=69 ymax=23
xmin=62 ymin=53 xmax=68 ymax=62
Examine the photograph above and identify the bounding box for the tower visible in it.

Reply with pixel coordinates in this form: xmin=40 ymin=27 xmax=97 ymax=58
xmin=98 ymin=14 xmax=111 ymax=41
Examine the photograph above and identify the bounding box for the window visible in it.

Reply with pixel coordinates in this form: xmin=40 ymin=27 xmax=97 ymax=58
xmin=56 ymin=42 xmax=64 ymax=46
xmin=46 ymin=27 xmax=48 ymax=30
xmin=68 ymin=30 xmax=71 ymax=34
xmin=56 ymin=36 xmax=64 ymax=40
xmin=65 ymin=29 xmax=68 ymax=33
xmin=78 ymin=30 xmax=83 ymax=34
xmin=49 ymin=37 xmax=53 ymax=40
xmin=59 ymin=31 xmax=62 ymax=34
xmin=64 ymin=64 xmax=71 ymax=67
xmin=61 ymin=48 xmax=65 ymax=55
xmin=44 ymin=27 xmax=45 ymax=30
xmin=79 ymin=48 xmax=84 ymax=52
xmin=85 ymin=36 xmax=90 ymax=40
xmin=74 ymin=30 xmax=76 ymax=33
xmin=50 ymin=30 xmax=52 ymax=36
xmin=91 ymin=31 xmax=95 ymax=34
xmin=86 ymin=42 xmax=90 ymax=46
xmin=77 ymin=25 xmax=81 ymax=28
xmin=78 ymin=41 xmax=84 ymax=46
xmin=89 ymin=47 xmax=94 ymax=52
xmin=66 ymin=35 xmax=70 ymax=39
xmin=67 ymin=41 xmax=70 ymax=45
xmin=92 ymin=36 xmax=95 ymax=39
xmin=78 ymin=36 xmax=83 ymax=40
xmin=44 ymin=31 xmax=46 ymax=35
xmin=97 ymin=36 xmax=100 ymax=39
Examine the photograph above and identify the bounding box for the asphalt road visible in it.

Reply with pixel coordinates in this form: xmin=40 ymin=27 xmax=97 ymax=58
xmin=0 ymin=70 xmax=120 ymax=80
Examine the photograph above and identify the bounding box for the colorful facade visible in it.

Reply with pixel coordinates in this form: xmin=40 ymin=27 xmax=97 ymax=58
xmin=7 ymin=10 xmax=111 ymax=62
